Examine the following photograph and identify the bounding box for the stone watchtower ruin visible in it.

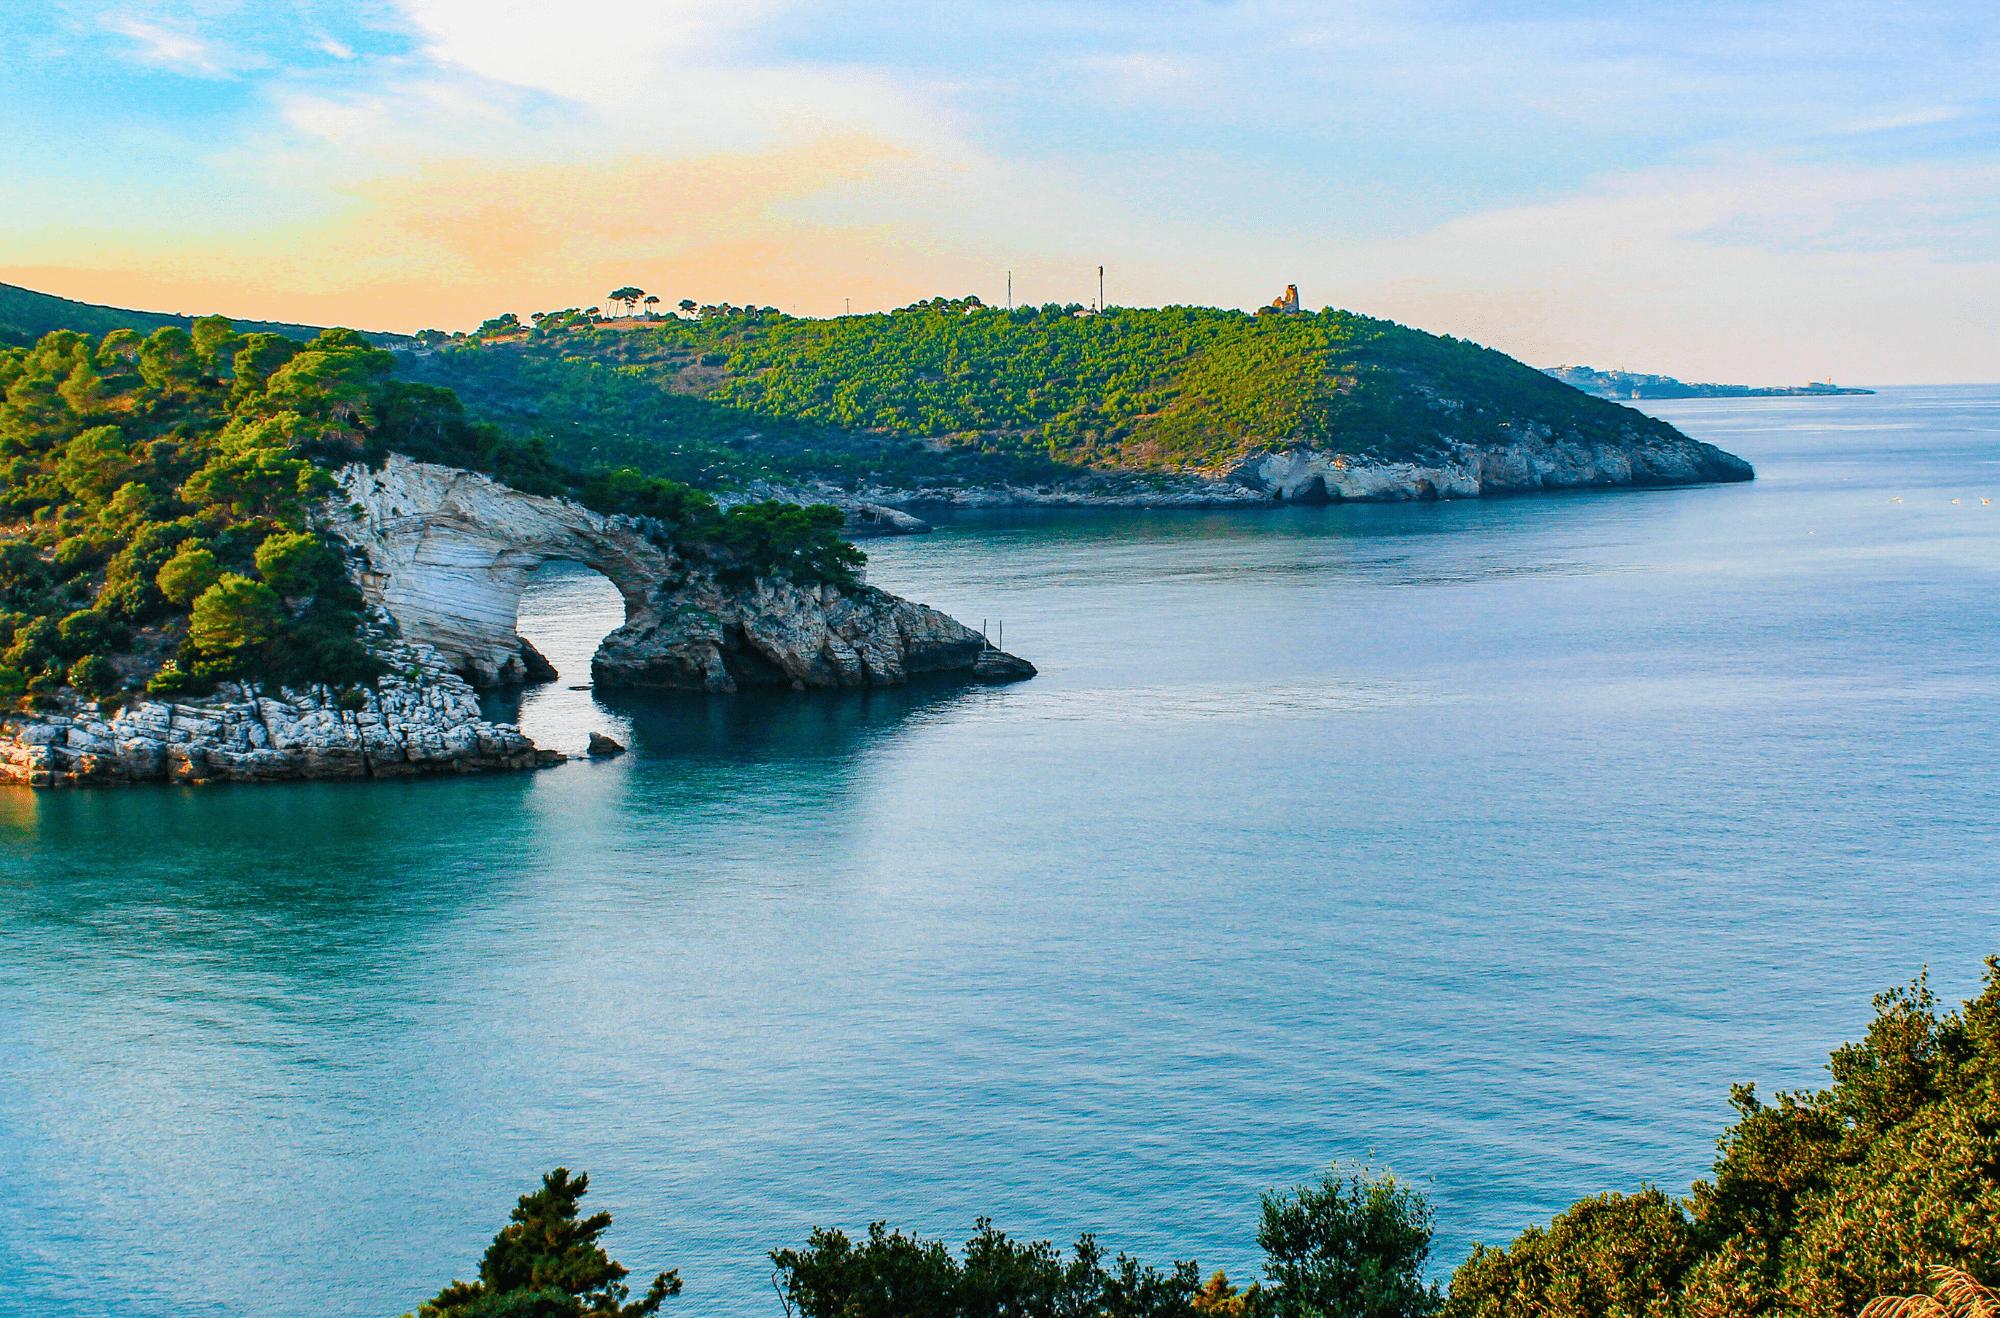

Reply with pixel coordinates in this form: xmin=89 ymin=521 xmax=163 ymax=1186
xmin=1259 ymin=284 xmax=1302 ymax=315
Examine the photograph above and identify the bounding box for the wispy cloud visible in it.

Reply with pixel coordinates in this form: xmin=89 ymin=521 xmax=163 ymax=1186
xmin=1836 ymin=106 xmax=1966 ymax=135
xmin=101 ymin=14 xmax=244 ymax=79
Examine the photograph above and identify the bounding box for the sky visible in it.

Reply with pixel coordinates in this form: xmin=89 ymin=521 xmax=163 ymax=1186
xmin=2 ymin=0 xmax=1996 ymax=383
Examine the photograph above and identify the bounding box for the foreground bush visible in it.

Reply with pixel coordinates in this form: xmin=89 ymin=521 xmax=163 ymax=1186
xmin=1446 ymin=961 xmax=2000 ymax=1317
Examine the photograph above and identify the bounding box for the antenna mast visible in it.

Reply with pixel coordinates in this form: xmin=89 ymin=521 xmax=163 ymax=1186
xmin=1098 ymin=265 xmax=1105 ymax=312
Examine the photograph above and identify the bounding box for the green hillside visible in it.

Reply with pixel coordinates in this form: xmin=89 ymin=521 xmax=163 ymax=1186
xmin=405 ymin=298 xmax=1708 ymax=493
xmin=0 ymin=279 xmax=404 ymax=350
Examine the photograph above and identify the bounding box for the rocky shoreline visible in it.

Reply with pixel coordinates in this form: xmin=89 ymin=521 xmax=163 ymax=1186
xmin=0 ymin=638 xmax=552 ymax=787
xmin=732 ymin=425 xmax=1756 ymax=530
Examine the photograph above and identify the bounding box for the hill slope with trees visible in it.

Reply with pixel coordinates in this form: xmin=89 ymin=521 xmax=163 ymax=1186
xmin=0 ymin=279 xmax=401 ymax=351
xmin=403 ymin=298 xmax=1752 ymax=502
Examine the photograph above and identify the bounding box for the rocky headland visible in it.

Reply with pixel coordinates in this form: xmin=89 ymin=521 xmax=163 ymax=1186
xmin=727 ymin=418 xmax=1755 ymax=527
xmin=333 ymin=456 xmax=1033 ymax=693
xmin=402 ymin=300 xmax=1758 ymax=527
xmin=3 ymin=456 xmax=1033 ymax=787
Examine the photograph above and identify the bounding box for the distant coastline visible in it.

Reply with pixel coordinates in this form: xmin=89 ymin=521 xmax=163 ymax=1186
xmin=1545 ymin=363 xmax=1874 ymax=400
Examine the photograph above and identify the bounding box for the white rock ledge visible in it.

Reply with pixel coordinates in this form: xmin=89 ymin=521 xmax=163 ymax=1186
xmin=0 ymin=639 xmax=554 ymax=788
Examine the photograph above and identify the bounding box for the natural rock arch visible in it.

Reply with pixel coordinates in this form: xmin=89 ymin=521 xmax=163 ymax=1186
xmin=332 ymin=456 xmax=673 ymax=686
xmin=329 ymin=456 xmax=1035 ymax=693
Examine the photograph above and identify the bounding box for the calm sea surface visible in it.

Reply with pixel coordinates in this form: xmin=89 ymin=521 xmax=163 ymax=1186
xmin=5 ymin=387 xmax=1999 ymax=1317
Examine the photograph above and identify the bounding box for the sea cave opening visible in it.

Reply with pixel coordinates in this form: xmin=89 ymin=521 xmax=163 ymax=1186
xmin=512 ymin=559 xmax=628 ymax=688
xmin=497 ymin=559 xmax=635 ymax=756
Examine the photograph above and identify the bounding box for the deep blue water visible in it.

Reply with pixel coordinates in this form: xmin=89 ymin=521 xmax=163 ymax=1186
xmin=4 ymin=387 xmax=1998 ymax=1317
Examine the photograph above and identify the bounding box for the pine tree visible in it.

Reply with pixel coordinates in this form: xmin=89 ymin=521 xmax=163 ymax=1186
xmin=417 ymin=1168 xmax=681 ymax=1318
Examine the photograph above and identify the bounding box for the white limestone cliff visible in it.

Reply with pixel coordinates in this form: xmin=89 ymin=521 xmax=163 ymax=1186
xmin=328 ymin=456 xmax=1034 ymax=693
xmin=738 ymin=418 xmax=1754 ymax=511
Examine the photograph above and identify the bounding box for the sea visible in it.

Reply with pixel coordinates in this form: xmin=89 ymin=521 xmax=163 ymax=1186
xmin=4 ymin=386 xmax=1997 ymax=1316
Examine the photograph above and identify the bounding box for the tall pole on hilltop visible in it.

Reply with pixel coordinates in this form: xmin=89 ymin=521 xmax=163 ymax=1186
xmin=1098 ymin=265 xmax=1105 ymax=312
xmin=1007 ymin=270 xmax=1013 ymax=311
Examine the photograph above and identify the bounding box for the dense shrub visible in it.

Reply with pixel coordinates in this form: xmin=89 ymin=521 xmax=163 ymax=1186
xmin=409 ymin=965 xmax=2000 ymax=1318
xmin=0 ymin=323 xmax=390 ymax=699
xmin=414 ymin=1168 xmax=679 ymax=1318
xmin=1444 ymin=963 xmax=2000 ymax=1318
xmin=1259 ymin=1169 xmax=1441 ymax=1318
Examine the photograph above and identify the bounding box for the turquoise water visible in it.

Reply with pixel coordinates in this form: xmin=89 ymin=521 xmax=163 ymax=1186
xmin=4 ymin=387 xmax=1999 ymax=1316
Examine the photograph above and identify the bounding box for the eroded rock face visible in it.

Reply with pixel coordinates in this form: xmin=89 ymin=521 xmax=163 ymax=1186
xmin=738 ymin=419 xmax=1753 ymax=511
xmin=331 ymin=455 xmax=1034 ymax=695
xmin=1228 ymin=424 xmax=1754 ymax=504
xmin=0 ymin=639 xmax=552 ymax=787
xmin=592 ymin=573 xmax=1023 ymax=694
xmin=332 ymin=456 xmax=672 ymax=685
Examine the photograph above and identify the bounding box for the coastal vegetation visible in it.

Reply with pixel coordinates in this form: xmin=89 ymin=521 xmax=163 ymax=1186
xmin=414 ymin=962 xmax=1998 ymax=1318
xmin=0 ymin=321 xmax=860 ymax=710
xmin=404 ymin=299 xmax=1692 ymax=493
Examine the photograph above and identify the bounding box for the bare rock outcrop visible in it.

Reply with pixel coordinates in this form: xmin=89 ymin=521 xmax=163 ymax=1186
xmin=1227 ymin=423 xmax=1754 ymax=503
xmin=591 ymin=573 xmax=1025 ymax=694
xmin=0 ymin=639 xmax=552 ymax=787
xmin=332 ymin=456 xmax=673 ymax=685
xmin=330 ymin=455 xmax=1033 ymax=694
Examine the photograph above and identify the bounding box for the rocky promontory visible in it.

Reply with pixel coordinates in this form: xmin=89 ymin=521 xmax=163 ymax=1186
xmin=716 ymin=418 xmax=1753 ymax=518
xmin=333 ymin=456 xmax=1034 ymax=693
xmin=3 ymin=457 xmax=1034 ymax=787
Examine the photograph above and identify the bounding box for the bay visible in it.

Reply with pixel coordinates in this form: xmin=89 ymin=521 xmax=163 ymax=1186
xmin=4 ymin=386 xmax=1997 ymax=1316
